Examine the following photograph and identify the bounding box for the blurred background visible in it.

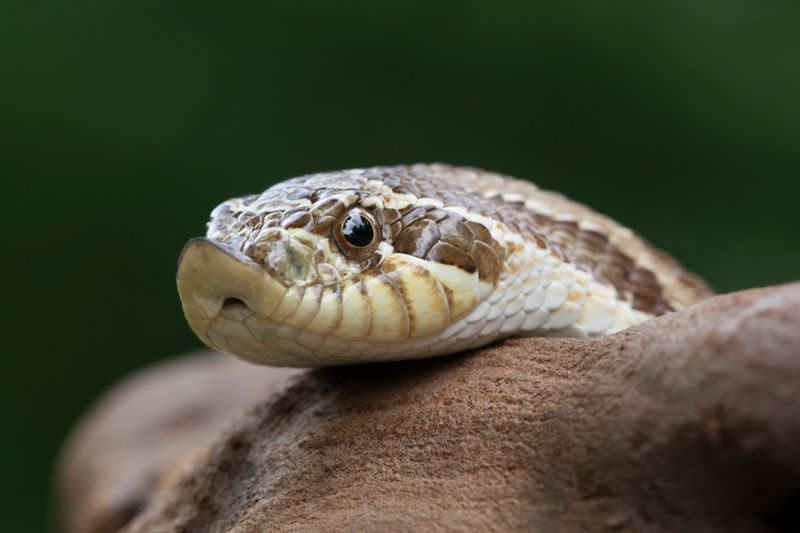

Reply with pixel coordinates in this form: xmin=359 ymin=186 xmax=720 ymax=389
xmin=2 ymin=0 xmax=799 ymax=530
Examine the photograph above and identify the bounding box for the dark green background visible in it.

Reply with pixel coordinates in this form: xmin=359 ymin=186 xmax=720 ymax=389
xmin=2 ymin=1 xmax=799 ymax=530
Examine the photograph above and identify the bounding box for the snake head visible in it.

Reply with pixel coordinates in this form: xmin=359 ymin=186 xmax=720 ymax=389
xmin=177 ymin=168 xmax=504 ymax=366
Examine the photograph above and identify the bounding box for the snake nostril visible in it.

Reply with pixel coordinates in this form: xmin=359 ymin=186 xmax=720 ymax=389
xmin=219 ymin=297 xmax=253 ymax=320
xmin=222 ymin=297 xmax=247 ymax=309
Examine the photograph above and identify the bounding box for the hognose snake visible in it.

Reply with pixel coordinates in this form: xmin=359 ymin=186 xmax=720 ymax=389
xmin=177 ymin=164 xmax=713 ymax=366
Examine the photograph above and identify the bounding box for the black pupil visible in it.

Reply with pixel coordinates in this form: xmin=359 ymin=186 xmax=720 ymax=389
xmin=342 ymin=212 xmax=374 ymax=247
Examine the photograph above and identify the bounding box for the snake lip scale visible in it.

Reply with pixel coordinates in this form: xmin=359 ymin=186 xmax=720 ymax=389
xmin=177 ymin=164 xmax=713 ymax=367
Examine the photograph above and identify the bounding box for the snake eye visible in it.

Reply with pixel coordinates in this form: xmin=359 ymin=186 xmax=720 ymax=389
xmin=333 ymin=208 xmax=380 ymax=260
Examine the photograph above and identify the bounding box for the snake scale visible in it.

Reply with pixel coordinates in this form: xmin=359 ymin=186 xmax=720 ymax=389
xmin=177 ymin=164 xmax=713 ymax=366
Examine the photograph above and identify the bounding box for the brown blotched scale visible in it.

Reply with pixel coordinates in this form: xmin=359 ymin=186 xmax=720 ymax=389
xmin=177 ymin=164 xmax=713 ymax=366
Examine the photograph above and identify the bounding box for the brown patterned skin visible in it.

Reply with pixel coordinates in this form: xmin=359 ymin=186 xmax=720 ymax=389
xmin=206 ymin=164 xmax=712 ymax=316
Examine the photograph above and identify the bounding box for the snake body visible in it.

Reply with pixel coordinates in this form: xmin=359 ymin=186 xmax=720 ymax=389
xmin=177 ymin=165 xmax=713 ymax=366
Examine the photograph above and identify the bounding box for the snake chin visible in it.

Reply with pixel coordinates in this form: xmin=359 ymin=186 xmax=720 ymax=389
xmin=200 ymin=298 xmax=480 ymax=367
xmin=205 ymin=298 xmax=323 ymax=366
